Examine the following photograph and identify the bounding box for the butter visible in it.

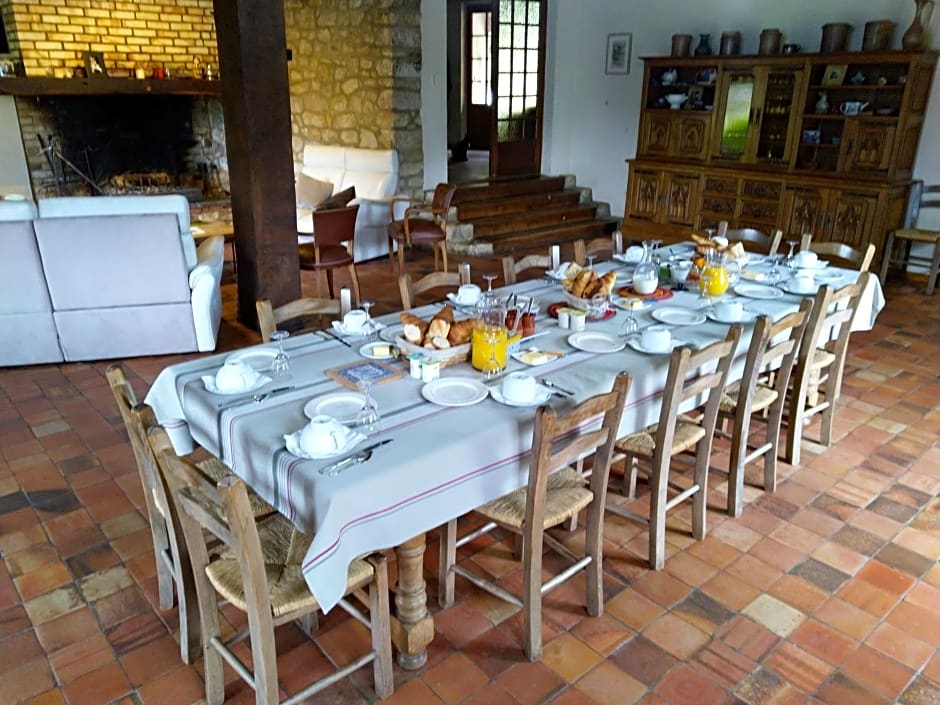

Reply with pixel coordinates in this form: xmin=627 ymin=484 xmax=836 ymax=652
xmin=372 ymin=344 xmax=392 ymax=357
xmin=742 ymin=271 xmax=767 ymax=282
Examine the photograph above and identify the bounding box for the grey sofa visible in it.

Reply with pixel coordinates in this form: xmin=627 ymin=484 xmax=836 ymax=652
xmin=0 ymin=195 xmax=224 ymax=366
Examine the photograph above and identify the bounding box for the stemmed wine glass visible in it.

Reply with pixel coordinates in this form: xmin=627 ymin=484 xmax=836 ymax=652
xmin=620 ymin=302 xmax=639 ymax=338
xmin=270 ymin=330 xmax=290 ymax=378
xmin=483 ymin=327 xmax=503 ymax=381
xmin=586 ymin=254 xmax=596 ymax=271
xmin=785 ymin=239 xmax=799 ymax=269
xmin=697 ymin=269 xmax=715 ymax=309
xmin=355 ymin=380 xmax=381 ymax=437
xmin=768 ymin=254 xmax=784 ymax=286
xmin=360 ymin=300 xmax=377 ymax=341
xmin=483 ymin=273 xmax=497 ymax=292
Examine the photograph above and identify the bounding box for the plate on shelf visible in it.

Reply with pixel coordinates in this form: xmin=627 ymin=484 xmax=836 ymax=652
xmin=651 ymin=306 xmax=706 ymax=326
xmin=734 ymin=283 xmax=784 ymax=300
xmin=567 ymin=332 xmax=625 ymax=354
xmin=421 ymin=378 xmax=489 ymax=407
xmin=304 ymin=393 xmax=366 ymax=424
xmin=359 ymin=341 xmax=399 ymax=360
xmin=489 ymin=384 xmax=553 ymax=407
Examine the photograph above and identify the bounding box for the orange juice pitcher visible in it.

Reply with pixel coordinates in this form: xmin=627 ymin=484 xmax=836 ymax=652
xmin=471 ymin=286 xmax=521 ymax=376
xmin=699 ymin=250 xmax=730 ymax=297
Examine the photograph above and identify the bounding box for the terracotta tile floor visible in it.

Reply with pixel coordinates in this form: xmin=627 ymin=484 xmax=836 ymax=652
xmin=2 ymin=248 xmax=939 ymax=705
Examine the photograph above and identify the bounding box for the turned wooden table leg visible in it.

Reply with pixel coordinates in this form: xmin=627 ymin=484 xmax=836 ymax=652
xmin=391 ymin=533 xmax=434 ymax=670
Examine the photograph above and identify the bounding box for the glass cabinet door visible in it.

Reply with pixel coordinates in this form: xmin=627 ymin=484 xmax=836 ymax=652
xmin=716 ymin=72 xmax=755 ymax=159
xmin=755 ymin=70 xmax=801 ymax=165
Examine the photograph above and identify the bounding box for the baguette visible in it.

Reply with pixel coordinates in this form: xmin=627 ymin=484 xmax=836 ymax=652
xmin=426 ymin=317 xmax=451 ymax=341
xmin=592 ymin=271 xmax=617 ymax=297
xmin=447 ymin=317 xmax=477 ymax=345
xmin=434 ymin=304 xmax=456 ymax=324
xmin=430 ymin=335 xmax=450 ymax=349
xmin=400 ymin=313 xmax=428 ymax=344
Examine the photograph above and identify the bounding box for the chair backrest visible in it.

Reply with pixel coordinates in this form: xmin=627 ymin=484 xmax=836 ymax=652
xmin=792 ymin=273 xmax=870 ymax=407
xmin=905 ymin=180 xmax=940 ymax=228
xmin=313 ymin=203 xmax=360 ymax=247
xmin=730 ymin=300 xmax=813 ymax=424
xmin=430 ymin=182 xmax=458 ymax=216
xmin=399 ymin=262 xmax=470 ymax=310
xmin=573 ymin=231 xmax=623 ymax=266
xmin=725 ymin=227 xmax=783 ymax=255
xmin=256 ymin=295 xmax=347 ymax=342
xmin=655 ymin=327 xmax=742 ymax=464
xmin=799 ymin=233 xmax=875 ymax=271
xmin=525 ymin=372 xmax=632 ymax=538
xmin=502 ymin=252 xmax=552 ymax=285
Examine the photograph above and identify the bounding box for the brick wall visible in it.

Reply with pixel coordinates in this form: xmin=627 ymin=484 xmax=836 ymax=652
xmin=0 ymin=0 xmax=218 ymax=77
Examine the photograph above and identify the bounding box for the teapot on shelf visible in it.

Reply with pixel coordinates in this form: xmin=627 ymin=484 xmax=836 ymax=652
xmin=660 ymin=68 xmax=678 ymax=86
xmin=839 ymin=100 xmax=870 ymax=116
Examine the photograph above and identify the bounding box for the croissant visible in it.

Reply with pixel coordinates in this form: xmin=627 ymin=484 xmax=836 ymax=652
xmin=590 ymin=271 xmax=617 ymax=297
xmin=400 ymin=313 xmax=428 ymax=344
xmin=447 ymin=318 xmax=477 ymax=345
xmin=435 ymin=305 xmax=456 ymax=324
xmin=571 ymin=270 xmax=595 ymax=298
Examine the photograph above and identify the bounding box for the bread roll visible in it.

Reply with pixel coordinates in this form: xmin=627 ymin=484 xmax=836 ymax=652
xmin=427 ymin=317 xmax=451 ymax=341
xmin=400 ymin=313 xmax=428 ymax=344
xmin=435 ymin=305 xmax=455 ymax=324
xmin=430 ymin=336 xmax=450 ymax=349
xmin=447 ymin=318 xmax=477 ymax=345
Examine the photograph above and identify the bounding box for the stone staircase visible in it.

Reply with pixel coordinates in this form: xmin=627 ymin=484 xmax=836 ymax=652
xmin=446 ymin=175 xmax=619 ymax=257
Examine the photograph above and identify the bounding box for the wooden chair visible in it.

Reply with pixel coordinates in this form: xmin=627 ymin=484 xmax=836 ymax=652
xmin=880 ymin=181 xmax=940 ymax=294
xmin=607 ymin=327 xmax=742 ymax=570
xmin=398 ymin=262 xmax=470 ymax=310
xmin=298 ymin=204 xmax=362 ymax=306
xmin=573 ymin=231 xmax=623 ymax=266
xmin=502 ymin=252 xmax=553 ymax=285
xmin=718 ymin=221 xmax=783 ymax=255
xmin=784 ymin=273 xmax=870 ymax=465
xmin=105 ymin=364 xmax=275 ymax=664
xmin=387 ymin=182 xmax=458 ymax=273
xmin=255 ymin=291 xmax=350 ymax=343
xmin=149 ymin=426 xmax=394 ymax=705
xmin=799 ymin=233 xmax=875 ymax=272
xmin=715 ymin=301 xmax=812 ymax=517
xmin=438 ymin=372 xmax=632 ymax=661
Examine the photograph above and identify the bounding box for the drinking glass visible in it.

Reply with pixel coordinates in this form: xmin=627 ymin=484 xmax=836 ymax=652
xmin=355 ymin=380 xmax=381 ymax=437
xmin=785 ymin=240 xmax=799 ymax=269
xmin=360 ymin=300 xmax=377 ymax=341
xmin=620 ymin=305 xmax=639 ymax=338
xmin=482 ymin=326 xmax=503 ymax=381
xmin=697 ymin=269 xmax=715 ymax=309
xmin=270 ymin=330 xmax=290 ymax=378
xmin=768 ymin=254 xmax=783 ymax=285
xmin=586 ymin=255 xmax=596 ymax=271
xmin=483 ymin=273 xmax=497 ymax=292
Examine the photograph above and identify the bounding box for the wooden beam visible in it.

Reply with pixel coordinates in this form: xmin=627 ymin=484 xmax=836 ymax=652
xmin=213 ymin=0 xmax=299 ymax=328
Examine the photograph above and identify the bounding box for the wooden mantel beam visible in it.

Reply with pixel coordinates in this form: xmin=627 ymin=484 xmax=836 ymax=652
xmin=213 ymin=0 xmax=299 ymax=327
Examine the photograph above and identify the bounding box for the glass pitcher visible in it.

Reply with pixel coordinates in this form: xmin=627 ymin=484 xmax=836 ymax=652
xmin=698 ymin=249 xmax=730 ymax=297
xmin=471 ymin=291 xmax=520 ymax=375
xmin=632 ymin=241 xmax=660 ymax=295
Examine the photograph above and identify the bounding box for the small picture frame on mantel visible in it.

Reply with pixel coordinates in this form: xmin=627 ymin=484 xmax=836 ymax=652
xmin=821 ymin=63 xmax=847 ymax=87
xmin=83 ymin=51 xmax=107 ymax=78
xmin=605 ymin=33 xmax=632 ymax=75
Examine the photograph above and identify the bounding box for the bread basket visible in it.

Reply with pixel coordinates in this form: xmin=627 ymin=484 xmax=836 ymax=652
xmin=395 ymin=337 xmax=471 ymax=368
xmin=562 ymin=290 xmax=611 ymax=320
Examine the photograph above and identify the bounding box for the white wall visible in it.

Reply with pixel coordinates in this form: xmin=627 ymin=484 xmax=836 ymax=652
xmin=0 ymin=97 xmax=31 ymax=196
xmin=540 ymin=0 xmax=939 ymax=216
xmin=422 ymin=0 xmax=449 ymax=189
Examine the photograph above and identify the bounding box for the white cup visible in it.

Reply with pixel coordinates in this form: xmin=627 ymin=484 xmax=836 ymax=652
xmin=791 ymin=274 xmax=816 ymax=293
xmin=714 ymin=301 xmax=743 ymax=322
xmin=502 ymin=372 xmax=537 ymax=403
xmin=641 ymin=325 xmax=672 ymax=353
xmin=342 ymin=309 xmax=368 ymax=333
xmin=215 ymin=359 xmax=260 ymax=392
xmin=794 ymin=250 xmax=818 ymax=268
xmin=299 ymin=415 xmax=349 ymax=456
xmin=455 ymin=283 xmax=482 ymax=306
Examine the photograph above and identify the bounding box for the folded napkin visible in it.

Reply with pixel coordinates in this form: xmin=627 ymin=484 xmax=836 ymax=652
xmin=284 ymin=428 xmax=366 ymax=460
xmin=614 ymin=246 xmax=645 ymax=264
xmin=331 ymin=320 xmax=387 ymax=337
xmin=546 ymin=261 xmax=573 ymax=280
xmin=202 ymin=374 xmax=271 ymax=395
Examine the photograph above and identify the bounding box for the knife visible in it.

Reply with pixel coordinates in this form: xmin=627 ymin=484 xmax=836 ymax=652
xmin=539 ymin=379 xmax=573 ymax=396
xmin=318 ymin=438 xmax=394 ymax=476
xmin=217 ymin=385 xmax=294 ymax=410
xmin=323 ymin=328 xmax=353 ymax=348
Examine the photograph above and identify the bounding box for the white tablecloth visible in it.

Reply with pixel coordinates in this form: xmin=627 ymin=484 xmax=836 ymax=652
xmin=145 ymin=249 xmax=883 ymax=610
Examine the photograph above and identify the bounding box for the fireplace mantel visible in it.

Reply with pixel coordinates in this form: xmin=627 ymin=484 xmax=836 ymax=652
xmin=0 ymin=77 xmax=221 ymax=98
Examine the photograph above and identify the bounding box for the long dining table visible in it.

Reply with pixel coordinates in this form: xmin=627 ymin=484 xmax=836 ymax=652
xmin=145 ymin=244 xmax=883 ymax=668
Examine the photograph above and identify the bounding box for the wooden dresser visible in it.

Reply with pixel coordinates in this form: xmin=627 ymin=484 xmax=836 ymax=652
xmin=623 ymin=50 xmax=937 ymax=264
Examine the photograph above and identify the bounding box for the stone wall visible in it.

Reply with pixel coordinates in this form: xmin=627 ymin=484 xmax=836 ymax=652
xmin=0 ymin=0 xmax=218 ymax=77
xmin=284 ymin=0 xmax=424 ymax=195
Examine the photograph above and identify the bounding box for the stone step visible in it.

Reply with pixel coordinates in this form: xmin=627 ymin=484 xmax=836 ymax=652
xmin=456 ymin=188 xmax=582 ymax=220
xmin=451 ymin=175 xmax=568 ymax=205
xmin=488 ymin=218 xmax=620 ymax=255
xmin=471 ymin=204 xmax=599 ymax=239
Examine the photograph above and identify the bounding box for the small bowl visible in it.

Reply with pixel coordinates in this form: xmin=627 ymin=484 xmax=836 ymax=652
xmin=665 ymin=93 xmax=688 ymax=110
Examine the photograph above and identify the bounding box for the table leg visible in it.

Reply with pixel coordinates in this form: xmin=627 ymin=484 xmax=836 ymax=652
xmin=391 ymin=533 xmax=434 ymax=670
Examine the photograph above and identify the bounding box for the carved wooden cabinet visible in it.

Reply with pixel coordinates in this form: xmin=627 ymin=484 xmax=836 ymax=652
xmin=623 ymin=50 xmax=937 ymax=266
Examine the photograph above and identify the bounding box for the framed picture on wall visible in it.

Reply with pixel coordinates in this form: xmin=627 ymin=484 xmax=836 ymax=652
xmin=605 ymin=33 xmax=632 ymax=75
xmin=83 ymin=51 xmax=107 ymax=78
xmin=821 ymin=63 xmax=847 ymax=87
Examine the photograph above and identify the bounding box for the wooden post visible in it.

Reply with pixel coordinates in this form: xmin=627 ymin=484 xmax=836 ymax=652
xmin=213 ymin=0 xmax=299 ymax=327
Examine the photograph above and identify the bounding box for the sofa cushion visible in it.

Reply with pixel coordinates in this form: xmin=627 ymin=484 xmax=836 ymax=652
xmin=34 ymin=213 xmax=192 ymax=310
xmin=295 ymin=174 xmax=333 ymax=208
xmin=318 ymin=185 xmax=356 ymax=210
xmin=0 ymin=220 xmax=55 ymax=315
xmin=341 ymin=148 xmax=398 ymax=199
xmin=38 ymin=195 xmax=197 ymax=269
xmin=300 ymin=144 xmax=346 ymax=187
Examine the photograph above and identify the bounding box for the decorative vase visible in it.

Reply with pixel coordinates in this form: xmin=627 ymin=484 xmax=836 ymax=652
xmin=820 ymin=22 xmax=852 ymax=52
xmin=902 ymin=0 xmax=934 ymax=50
xmin=719 ymin=31 xmax=741 ymax=55
xmin=758 ymin=28 xmax=783 ymax=55
xmin=694 ymin=33 xmax=713 ymax=56
xmin=671 ymin=33 xmax=692 ymax=57
xmin=862 ymin=19 xmax=895 ymax=51
xmin=815 ymin=92 xmax=830 ymax=114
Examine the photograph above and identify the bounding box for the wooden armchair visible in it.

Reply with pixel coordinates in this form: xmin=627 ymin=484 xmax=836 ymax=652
xmin=387 ymin=182 xmax=458 ymax=273
xmin=298 ymin=204 xmax=362 ymax=305
xmin=574 ymin=230 xmax=623 ymax=266
xmin=717 ymin=221 xmax=783 ymax=255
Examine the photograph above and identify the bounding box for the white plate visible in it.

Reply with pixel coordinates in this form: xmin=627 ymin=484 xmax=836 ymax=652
xmin=627 ymin=337 xmax=688 ymax=355
xmin=778 ymin=282 xmax=818 ymax=296
xmin=705 ymin=307 xmax=759 ymax=324
xmin=567 ymin=332 xmax=626 ymax=354
xmin=814 ymin=270 xmax=846 ymax=284
xmin=379 ymin=323 xmax=404 ymax=343
xmin=612 ymin=297 xmax=651 ymax=312
xmin=651 ymin=306 xmax=706 ymax=326
xmin=489 ymin=384 xmax=553 ymax=407
xmin=511 ymin=348 xmax=565 ymax=366
xmin=202 ymin=373 xmax=272 ymax=395
xmin=734 ymin=283 xmax=784 ymax=300
xmin=304 ymin=393 xmax=366 ymax=423
xmin=226 ymin=347 xmax=277 ymax=371
xmin=331 ymin=320 xmax=386 ymax=337
xmin=422 ymin=378 xmax=489 ymax=407
xmin=359 ymin=341 xmax=399 ymax=360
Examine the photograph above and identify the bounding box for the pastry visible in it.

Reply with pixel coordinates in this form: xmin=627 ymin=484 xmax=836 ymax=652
xmin=570 ymin=270 xmax=595 ymax=298
xmin=447 ymin=317 xmax=477 ymax=345
xmin=400 ymin=313 xmax=428 ymax=344
xmin=427 ymin=316 xmax=451 ymax=341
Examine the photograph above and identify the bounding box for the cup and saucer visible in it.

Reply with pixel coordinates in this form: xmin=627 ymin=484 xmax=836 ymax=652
xmin=779 ymin=274 xmax=818 ymax=296
xmin=202 ymin=359 xmax=271 ymax=395
xmin=446 ymin=283 xmax=482 ymax=308
xmin=284 ymin=414 xmax=365 ymax=459
xmin=332 ymin=309 xmax=383 ymax=337
xmin=706 ymin=300 xmax=757 ymax=324
xmin=489 ymin=372 xmax=552 ymax=407
xmin=627 ymin=325 xmax=686 ymax=355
